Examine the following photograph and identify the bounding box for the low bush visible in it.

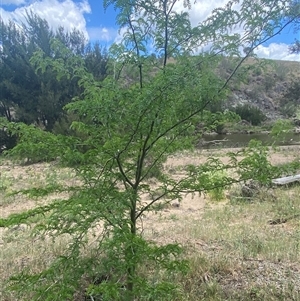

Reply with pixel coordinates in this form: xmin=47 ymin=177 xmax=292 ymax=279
xmin=280 ymin=81 xmax=300 ymax=117
xmin=0 ymin=129 xmax=18 ymax=153
xmin=234 ymin=104 xmax=266 ymax=126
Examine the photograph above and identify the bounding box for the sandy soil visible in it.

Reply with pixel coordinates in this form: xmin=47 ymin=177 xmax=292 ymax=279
xmin=1 ymin=145 xmax=299 ymax=220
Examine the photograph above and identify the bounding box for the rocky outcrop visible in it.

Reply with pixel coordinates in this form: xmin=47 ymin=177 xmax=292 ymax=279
xmin=227 ymin=91 xmax=282 ymax=120
xmin=224 ymin=60 xmax=300 ymax=121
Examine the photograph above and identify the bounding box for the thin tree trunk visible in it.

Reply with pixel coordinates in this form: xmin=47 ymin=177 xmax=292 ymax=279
xmin=125 ymin=193 xmax=137 ymax=301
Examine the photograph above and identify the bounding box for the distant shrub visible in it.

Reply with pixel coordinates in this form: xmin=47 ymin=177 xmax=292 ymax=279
xmin=52 ymin=113 xmax=78 ymax=136
xmin=279 ymin=102 xmax=297 ymax=117
xmin=274 ymin=62 xmax=290 ymax=81
xmin=234 ymin=104 xmax=266 ymax=126
xmin=214 ymin=123 xmax=226 ymax=134
xmin=204 ymin=170 xmax=228 ymax=201
xmin=0 ymin=129 xmax=18 ymax=153
xmin=218 ymin=57 xmax=235 ymax=75
xmin=264 ymin=74 xmax=276 ymax=91
xmin=271 ymin=119 xmax=293 ymax=140
xmin=280 ymin=80 xmax=300 ymax=117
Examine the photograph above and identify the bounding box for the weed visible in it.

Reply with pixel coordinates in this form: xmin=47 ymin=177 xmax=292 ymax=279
xmin=169 ymin=214 xmax=179 ymax=221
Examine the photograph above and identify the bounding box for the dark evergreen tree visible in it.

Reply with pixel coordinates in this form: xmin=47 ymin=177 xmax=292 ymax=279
xmin=85 ymin=42 xmax=109 ymax=81
xmin=0 ymin=13 xmax=109 ymax=133
xmin=0 ymin=19 xmax=40 ymax=125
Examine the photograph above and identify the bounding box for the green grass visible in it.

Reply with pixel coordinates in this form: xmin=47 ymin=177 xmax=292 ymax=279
xmin=168 ymin=185 xmax=300 ymax=300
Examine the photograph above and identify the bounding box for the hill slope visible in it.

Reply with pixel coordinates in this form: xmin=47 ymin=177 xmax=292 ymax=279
xmin=222 ymin=58 xmax=300 ymax=120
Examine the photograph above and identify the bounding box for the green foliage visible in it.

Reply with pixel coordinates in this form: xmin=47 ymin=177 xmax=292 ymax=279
xmin=204 ymin=170 xmax=228 ymax=201
xmin=263 ymin=74 xmax=276 ymax=91
xmin=2 ymin=0 xmax=299 ymax=300
xmin=209 ymin=110 xmax=241 ymax=134
xmin=234 ymin=104 xmax=266 ymax=126
xmin=289 ymin=40 xmax=300 ymax=54
xmin=1 ymin=120 xmax=61 ymax=163
xmin=271 ymin=119 xmax=294 ymax=141
xmin=0 ymin=16 xmax=82 ymax=129
xmin=236 ymin=140 xmax=279 ymax=185
xmin=274 ymin=61 xmax=290 ymax=81
xmin=0 ymin=128 xmax=18 ymax=152
xmin=0 ymin=14 xmax=108 ymax=132
xmin=280 ymin=80 xmax=300 ymax=117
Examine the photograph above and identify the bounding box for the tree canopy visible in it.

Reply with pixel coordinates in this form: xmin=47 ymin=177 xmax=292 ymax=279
xmin=0 ymin=13 xmax=108 ymax=132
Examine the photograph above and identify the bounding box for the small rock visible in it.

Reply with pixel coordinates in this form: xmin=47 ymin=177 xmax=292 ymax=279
xmin=10 ymin=224 xmax=27 ymax=232
xmin=293 ymin=119 xmax=300 ymax=126
xmin=241 ymin=181 xmax=260 ymax=199
xmin=171 ymin=202 xmax=180 ymax=208
xmin=294 ymin=127 xmax=300 ymax=134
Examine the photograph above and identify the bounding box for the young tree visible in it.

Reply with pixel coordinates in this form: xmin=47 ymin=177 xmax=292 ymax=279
xmin=1 ymin=0 xmax=299 ymax=300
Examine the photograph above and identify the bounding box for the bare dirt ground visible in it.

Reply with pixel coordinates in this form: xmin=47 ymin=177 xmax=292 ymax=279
xmin=1 ymin=145 xmax=298 ymax=217
xmin=141 ymin=145 xmax=300 ymax=234
xmin=1 ymin=145 xmax=300 ymax=300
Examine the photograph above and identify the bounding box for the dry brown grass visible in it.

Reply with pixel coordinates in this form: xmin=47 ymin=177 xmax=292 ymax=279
xmin=1 ymin=146 xmax=300 ymax=300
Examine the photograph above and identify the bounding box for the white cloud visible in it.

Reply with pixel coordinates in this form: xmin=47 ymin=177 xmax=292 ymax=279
xmin=111 ymin=1 xmax=236 ymax=51
xmin=174 ymin=0 xmax=240 ymax=27
xmin=87 ymin=27 xmax=117 ymax=42
xmin=255 ymin=43 xmax=300 ymax=61
xmin=1 ymin=0 xmax=91 ymax=39
xmin=110 ymin=1 xmax=299 ymax=63
xmin=114 ymin=27 xmax=127 ymax=44
xmin=2 ymin=0 xmax=298 ymax=62
xmin=173 ymin=1 xmax=300 ymax=62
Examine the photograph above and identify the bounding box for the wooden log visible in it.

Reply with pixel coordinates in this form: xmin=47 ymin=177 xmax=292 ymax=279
xmin=272 ymin=174 xmax=300 ymax=185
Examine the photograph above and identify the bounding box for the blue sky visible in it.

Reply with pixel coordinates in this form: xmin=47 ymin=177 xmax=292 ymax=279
xmin=1 ymin=0 xmax=299 ymax=61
